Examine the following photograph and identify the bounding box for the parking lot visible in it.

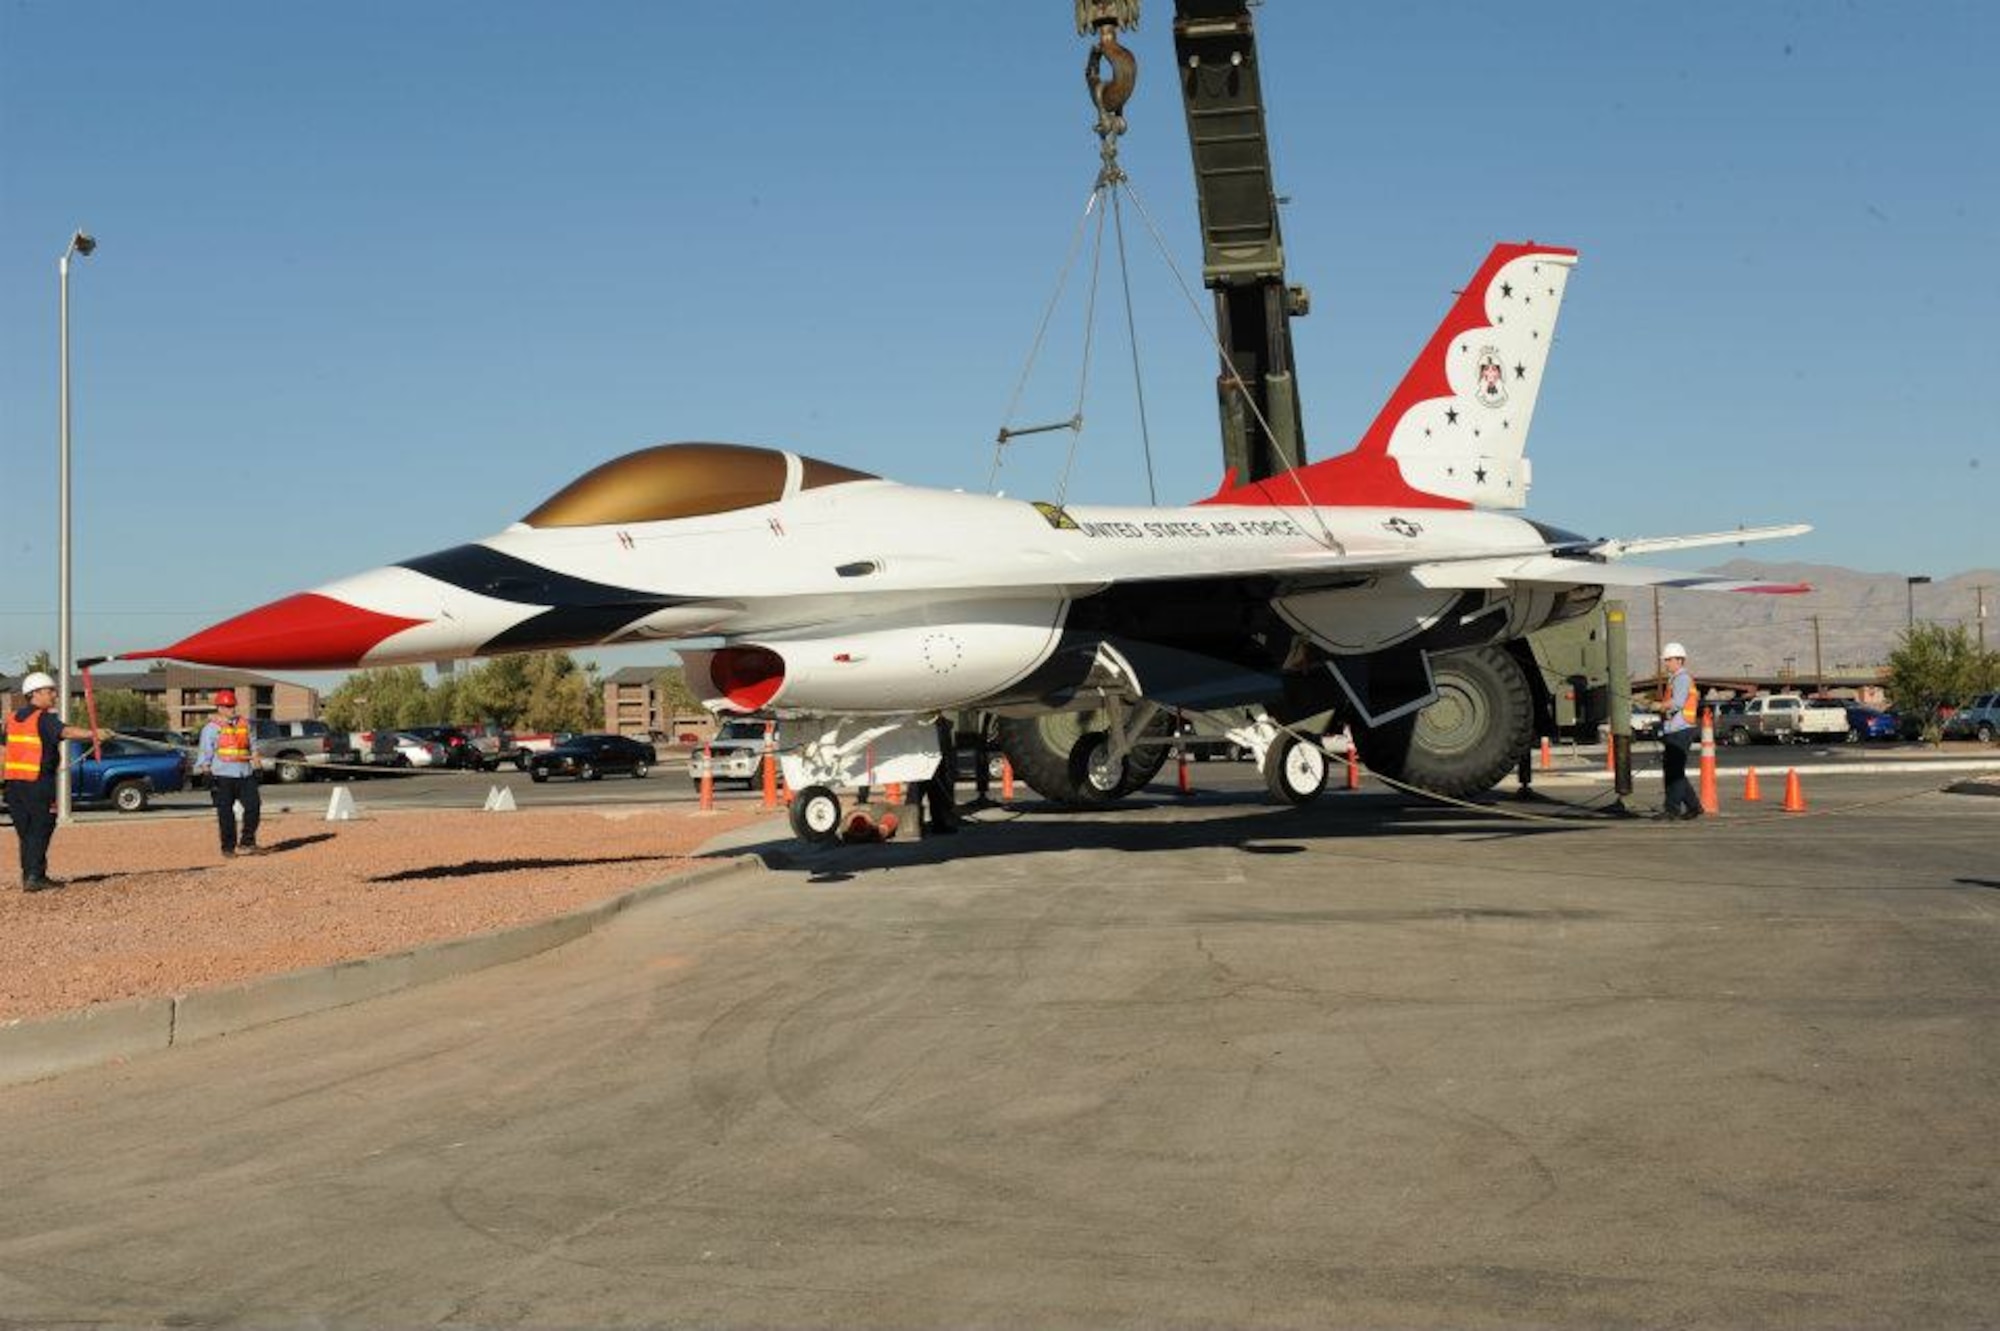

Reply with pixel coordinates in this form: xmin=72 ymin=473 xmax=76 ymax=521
xmin=1 ymin=761 xmax=1994 ymax=1327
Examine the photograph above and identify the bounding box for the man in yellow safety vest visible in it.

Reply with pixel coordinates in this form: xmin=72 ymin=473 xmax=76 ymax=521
xmin=4 ymin=670 xmax=102 ymax=891
xmin=194 ymin=688 xmax=264 ymax=857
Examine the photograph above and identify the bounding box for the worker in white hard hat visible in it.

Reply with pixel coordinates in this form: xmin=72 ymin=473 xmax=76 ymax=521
xmin=4 ymin=670 xmax=102 ymax=891
xmin=1656 ymin=643 xmax=1702 ymax=821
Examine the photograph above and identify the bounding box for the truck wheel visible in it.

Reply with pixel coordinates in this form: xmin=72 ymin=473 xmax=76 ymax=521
xmin=514 ymin=754 xmax=530 ymax=771
xmin=1351 ymin=645 xmax=1532 ymax=800
xmin=579 ymin=761 xmax=599 ymax=781
xmin=1979 ymin=723 xmax=1996 ymax=744
xmin=632 ymin=760 xmax=649 ymax=779
xmin=1728 ymin=727 xmax=1750 ymax=747
xmin=111 ymin=780 xmax=149 ymax=813
xmin=274 ymin=753 xmax=307 ymax=784
xmin=1263 ymin=735 xmax=1328 ymax=805
xmin=789 ymin=785 xmax=842 ymax=844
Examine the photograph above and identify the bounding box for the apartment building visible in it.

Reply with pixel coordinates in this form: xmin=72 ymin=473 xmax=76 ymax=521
xmin=601 ymin=666 xmax=714 ymax=745
xmin=3 ymin=664 xmax=320 ymax=733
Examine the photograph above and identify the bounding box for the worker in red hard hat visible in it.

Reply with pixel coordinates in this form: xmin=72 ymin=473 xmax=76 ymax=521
xmin=4 ymin=670 xmax=101 ymax=892
xmin=194 ymin=687 xmax=264 ymax=857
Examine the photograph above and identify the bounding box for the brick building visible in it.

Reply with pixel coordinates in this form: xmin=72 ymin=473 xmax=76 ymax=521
xmin=3 ymin=664 xmax=320 ymax=734
xmin=600 ymin=666 xmax=713 ymax=745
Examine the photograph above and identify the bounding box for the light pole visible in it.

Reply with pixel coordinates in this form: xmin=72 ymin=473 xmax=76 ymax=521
xmin=1905 ymin=574 xmax=1931 ymax=631
xmin=57 ymin=229 xmax=96 ymax=824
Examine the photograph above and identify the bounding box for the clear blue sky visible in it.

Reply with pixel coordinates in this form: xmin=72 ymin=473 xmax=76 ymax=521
xmin=2 ymin=2 xmax=1993 ymax=678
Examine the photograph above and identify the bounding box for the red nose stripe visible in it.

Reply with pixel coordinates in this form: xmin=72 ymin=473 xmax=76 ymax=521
xmin=133 ymin=593 xmax=428 ymax=669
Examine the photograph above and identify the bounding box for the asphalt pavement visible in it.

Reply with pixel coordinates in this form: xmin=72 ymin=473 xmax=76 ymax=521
xmin=1 ymin=766 xmax=1994 ymax=1327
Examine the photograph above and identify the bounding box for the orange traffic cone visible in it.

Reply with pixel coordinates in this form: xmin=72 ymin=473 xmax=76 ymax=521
xmin=760 ymin=723 xmax=778 ymax=810
xmin=1781 ymin=768 xmax=1807 ymax=813
xmin=698 ymin=742 xmax=716 ymax=813
xmin=1743 ymin=766 xmax=1762 ymax=802
xmin=1539 ymin=736 xmax=1552 ymax=771
xmin=1345 ymin=746 xmax=1361 ymax=791
xmin=1176 ymin=744 xmax=1193 ymax=796
xmin=1000 ymin=756 xmax=1014 ymax=802
xmin=1698 ymin=708 xmax=1720 ymax=814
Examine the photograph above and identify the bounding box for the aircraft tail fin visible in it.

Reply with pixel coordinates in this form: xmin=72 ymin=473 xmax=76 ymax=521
xmin=1202 ymin=242 xmax=1578 ymax=512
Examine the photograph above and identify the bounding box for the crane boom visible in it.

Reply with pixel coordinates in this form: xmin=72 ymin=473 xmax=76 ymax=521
xmin=1171 ymin=1 xmax=1308 ymax=485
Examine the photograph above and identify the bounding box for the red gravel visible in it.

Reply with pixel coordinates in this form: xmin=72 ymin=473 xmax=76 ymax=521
xmin=0 ymin=804 xmax=769 ymax=1021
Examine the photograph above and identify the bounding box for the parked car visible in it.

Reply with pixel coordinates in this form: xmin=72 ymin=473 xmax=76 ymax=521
xmin=458 ymin=722 xmax=525 ymax=770
xmin=69 ymin=737 xmax=188 ymax=813
xmin=687 ymin=718 xmax=774 ymax=788
xmin=404 ymin=725 xmax=492 ymax=770
xmin=1941 ymin=692 xmax=2000 ymax=743
xmin=1714 ymin=694 xmax=1849 ymax=745
xmin=530 ymin=733 xmax=657 ymax=782
xmin=365 ymin=731 xmax=449 ymax=768
xmin=251 ymin=718 xmax=356 ymax=783
xmin=1840 ymin=705 xmax=1900 ymax=742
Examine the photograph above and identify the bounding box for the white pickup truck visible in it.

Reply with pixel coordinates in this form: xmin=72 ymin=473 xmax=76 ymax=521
xmin=1714 ymin=695 xmax=1849 ymax=746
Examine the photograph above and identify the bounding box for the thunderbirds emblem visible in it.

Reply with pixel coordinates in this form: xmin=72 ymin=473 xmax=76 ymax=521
xmin=1475 ymin=346 xmax=1508 ymax=408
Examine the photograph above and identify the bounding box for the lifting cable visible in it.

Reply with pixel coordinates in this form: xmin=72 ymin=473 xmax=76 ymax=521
xmin=990 ymin=10 xmax=1340 ymax=551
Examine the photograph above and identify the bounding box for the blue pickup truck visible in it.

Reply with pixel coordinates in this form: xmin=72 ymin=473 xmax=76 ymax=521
xmin=69 ymin=737 xmax=190 ymax=812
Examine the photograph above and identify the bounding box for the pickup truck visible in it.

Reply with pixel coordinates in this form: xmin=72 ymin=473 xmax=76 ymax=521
xmin=251 ymin=718 xmax=359 ymax=783
xmin=688 ymin=718 xmax=775 ymax=788
xmin=1714 ymin=695 xmax=1849 ymax=746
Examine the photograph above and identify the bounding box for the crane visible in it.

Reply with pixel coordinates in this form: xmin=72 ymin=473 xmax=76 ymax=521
xmin=1080 ymin=0 xmax=1310 ymax=487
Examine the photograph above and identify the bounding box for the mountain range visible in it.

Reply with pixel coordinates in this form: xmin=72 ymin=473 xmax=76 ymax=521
xmin=1619 ymin=563 xmax=1998 ymax=683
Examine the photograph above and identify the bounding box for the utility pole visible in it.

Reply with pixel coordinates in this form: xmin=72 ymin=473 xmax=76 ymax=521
xmin=1812 ymin=614 xmax=1823 ymax=695
xmin=1652 ymin=587 xmax=1664 ymax=696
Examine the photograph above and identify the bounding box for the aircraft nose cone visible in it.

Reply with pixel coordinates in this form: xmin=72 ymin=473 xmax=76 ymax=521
xmin=138 ymin=593 xmax=429 ymax=669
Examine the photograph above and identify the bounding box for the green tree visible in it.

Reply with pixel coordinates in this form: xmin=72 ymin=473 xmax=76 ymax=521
xmin=450 ymin=652 xmax=600 ymax=731
xmin=1886 ymin=624 xmax=2000 ymax=737
xmin=518 ymin=653 xmax=600 ymax=732
xmin=654 ymin=666 xmax=702 ymax=719
xmin=455 ymin=655 xmax=536 ymax=727
xmin=323 ymin=666 xmax=434 ymax=732
xmin=93 ymin=689 xmax=167 ymax=732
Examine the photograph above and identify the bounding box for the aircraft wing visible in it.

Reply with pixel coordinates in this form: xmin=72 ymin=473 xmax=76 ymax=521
xmin=1408 ymin=555 xmax=1810 ymax=594
xmin=1404 ymin=522 xmax=1813 ymax=593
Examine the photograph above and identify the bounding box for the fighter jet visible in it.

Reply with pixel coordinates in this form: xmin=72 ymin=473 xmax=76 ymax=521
xmin=123 ymin=243 xmax=1806 ymax=840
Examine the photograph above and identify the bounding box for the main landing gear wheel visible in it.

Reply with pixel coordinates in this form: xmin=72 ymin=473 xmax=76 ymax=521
xmin=1352 ymin=644 xmax=1534 ymax=800
xmin=1263 ymin=734 xmax=1329 ymax=805
xmin=789 ymin=785 xmax=842 ymax=845
xmin=1065 ymin=732 xmax=1127 ymax=807
xmin=996 ymin=710 xmax=1173 ymax=807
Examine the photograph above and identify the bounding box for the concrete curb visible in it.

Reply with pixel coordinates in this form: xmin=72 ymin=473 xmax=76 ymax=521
xmin=0 ymin=855 xmax=758 ymax=1090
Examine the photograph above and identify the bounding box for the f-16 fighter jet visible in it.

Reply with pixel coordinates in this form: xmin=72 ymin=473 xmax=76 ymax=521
xmin=123 ymin=243 xmax=1806 ymax=841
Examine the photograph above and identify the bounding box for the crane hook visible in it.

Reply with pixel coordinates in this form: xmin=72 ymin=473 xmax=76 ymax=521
xmin=1085 ymin=25 xmax=1139 ymax=124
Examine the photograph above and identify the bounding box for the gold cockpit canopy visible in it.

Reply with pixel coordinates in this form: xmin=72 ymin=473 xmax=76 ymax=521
xmin=521 ymin=443 xmax=877 ymax=528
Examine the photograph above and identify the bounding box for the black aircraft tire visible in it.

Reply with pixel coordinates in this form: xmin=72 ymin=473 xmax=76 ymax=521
xmin=1351 ymin=645 xmax=1534 ymax=800
xmin=996 ymin=711 xmax=1174 ymax=807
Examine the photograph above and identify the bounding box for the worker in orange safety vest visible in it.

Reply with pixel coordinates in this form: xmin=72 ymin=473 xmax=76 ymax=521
xmin=1656 ymin=642 xmax=1703 ymax=822
xmin=4 ymin=670 xmax=102 ymax=892
xmin=194 ymin=688 xmax=264 ymax=858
